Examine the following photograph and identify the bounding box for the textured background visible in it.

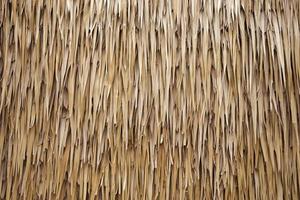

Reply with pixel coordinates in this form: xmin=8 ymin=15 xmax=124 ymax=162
xmin=0 ymin=0 xmax=300 ymax=199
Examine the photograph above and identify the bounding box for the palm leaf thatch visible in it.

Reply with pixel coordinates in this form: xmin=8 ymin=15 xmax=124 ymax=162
xmin=1 ymin=0 xmax=300 ymax=199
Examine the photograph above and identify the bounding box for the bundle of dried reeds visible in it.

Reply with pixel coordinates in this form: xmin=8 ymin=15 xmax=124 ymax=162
xmin=0 ymin=0 xmax=300 ymax=199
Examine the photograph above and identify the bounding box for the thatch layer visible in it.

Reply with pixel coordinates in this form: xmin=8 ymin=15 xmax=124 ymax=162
xmin=1 ymin=0 xmax=300 ymax=199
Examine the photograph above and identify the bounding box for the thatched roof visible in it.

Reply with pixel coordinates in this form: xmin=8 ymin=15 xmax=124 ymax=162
xmin=0 ymin=0 xmax=300 ymax=199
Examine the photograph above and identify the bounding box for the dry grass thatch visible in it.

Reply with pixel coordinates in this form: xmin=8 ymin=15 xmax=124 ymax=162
xmin=0 ymin=0 xmax=300 ymax=199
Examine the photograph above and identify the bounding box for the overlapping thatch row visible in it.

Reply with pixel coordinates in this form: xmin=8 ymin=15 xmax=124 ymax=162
xmin=0 ymin=0 xmax=300 ymax=199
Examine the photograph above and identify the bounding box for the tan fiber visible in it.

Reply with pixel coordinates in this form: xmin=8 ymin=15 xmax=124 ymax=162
xmin=0 ymin=0 xmax=300 ymax=199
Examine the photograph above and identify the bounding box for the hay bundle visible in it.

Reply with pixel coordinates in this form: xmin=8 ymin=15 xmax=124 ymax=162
xmin=0 ymin=0 xmax=300 ymax=199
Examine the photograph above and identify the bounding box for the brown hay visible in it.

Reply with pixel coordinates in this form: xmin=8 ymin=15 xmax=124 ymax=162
xmin=0 ymin=0 xmax=300 ymax=199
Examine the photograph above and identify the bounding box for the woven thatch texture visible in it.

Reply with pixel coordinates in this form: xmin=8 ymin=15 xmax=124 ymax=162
xmin=1 ymin=0 xmax=300 ymax=199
